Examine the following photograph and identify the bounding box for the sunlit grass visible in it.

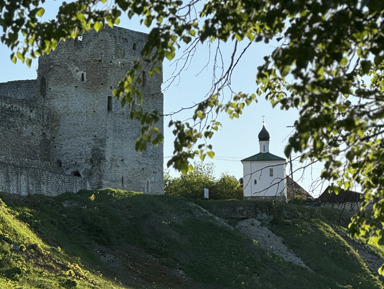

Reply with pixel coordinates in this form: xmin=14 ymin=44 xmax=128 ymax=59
xmin=0 ymin=191 xmax=382 ymax=288
xmin=0 ymin=195 xmax=127 ymax=288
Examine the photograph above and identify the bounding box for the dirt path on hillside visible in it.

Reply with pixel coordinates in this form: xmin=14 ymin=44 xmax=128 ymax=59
xmin=189 ymin=202 xmax=311 ymax=270
xmin=236 ymin=218 xmax=311 ymax=270
xmin=191 ymin=202 xmax=383 ymax=282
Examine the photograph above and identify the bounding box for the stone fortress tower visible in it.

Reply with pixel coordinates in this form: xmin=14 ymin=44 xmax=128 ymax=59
xmin=0 ymin=26 xmax=163 ymax=195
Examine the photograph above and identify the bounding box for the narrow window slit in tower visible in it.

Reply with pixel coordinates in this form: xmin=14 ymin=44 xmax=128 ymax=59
xmin=40 ymin=77 xmax=46 ymax=98
xmin=142 ymin=71 xmax=146 ymax=86
xmin=81 ymin=73 xmax=85 ymax=82
xmin=133 ymin=43 xmax=137 ymax=50
xmin=107 ymin=96 xmax=112 ymax=111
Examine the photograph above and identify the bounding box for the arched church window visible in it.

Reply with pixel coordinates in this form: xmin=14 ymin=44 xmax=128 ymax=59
xmin=270 ymin=168 xmax=273 ymax=177
xmin=254 ymin=179 xmax=257 ymax=185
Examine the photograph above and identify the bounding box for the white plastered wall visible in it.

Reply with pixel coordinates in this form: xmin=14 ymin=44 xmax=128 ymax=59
xmin=242 ymin=160 xmax=286 ymax=198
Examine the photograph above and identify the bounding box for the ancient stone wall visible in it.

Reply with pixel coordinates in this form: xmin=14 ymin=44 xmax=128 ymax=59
xmin=0 ymin=80 xmax=37 ymax=99
xmin=0 ymin=26 xmax=163 ymax=195
xmin=0 ymin=94 xmax=50 ymax=165
xmin=0 ymin=161 xmax=88 ymax=196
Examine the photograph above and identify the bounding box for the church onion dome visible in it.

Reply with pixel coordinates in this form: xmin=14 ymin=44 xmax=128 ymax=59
xmin=258 ymin=124 xmax=270 ymax=141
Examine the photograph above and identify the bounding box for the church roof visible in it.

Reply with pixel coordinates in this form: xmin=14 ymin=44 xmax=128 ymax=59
xmin=241 ymin=152 xmax=285 ymax=162
xmin=286 ymin=176 xmax=313 ymax=200
xmin=319 ymin=187 xmax=363 ymax=203
xmin=258 ymin=124 xmax=270 ymax=141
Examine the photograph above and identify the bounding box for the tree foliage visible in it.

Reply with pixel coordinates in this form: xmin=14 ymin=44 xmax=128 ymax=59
xmin=164 ymin=163 xmax=242 ymax=199
xmin=210 ymin=174 xmax=243 ymax=200
xmin=2 ymin=0 xmax=384 ymax=273
xmin=164 ymin=163 xmax=215 ymax=199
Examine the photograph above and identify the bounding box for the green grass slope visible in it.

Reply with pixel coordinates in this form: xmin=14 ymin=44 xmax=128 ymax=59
xmin=0 ymin=190 xmax=382 ymax=289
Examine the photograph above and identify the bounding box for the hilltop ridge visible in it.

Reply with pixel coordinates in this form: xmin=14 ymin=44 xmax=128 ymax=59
xmin=0 ymin=189 xmax=382 ymax=288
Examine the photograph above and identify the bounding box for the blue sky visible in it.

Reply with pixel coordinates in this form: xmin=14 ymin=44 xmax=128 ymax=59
xmin=0 ymin=3 xmax=328 ymax=196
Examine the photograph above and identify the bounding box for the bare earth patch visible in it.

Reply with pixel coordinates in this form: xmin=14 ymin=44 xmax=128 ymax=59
xmin=236 ymin=218 xmax=311 ymax=270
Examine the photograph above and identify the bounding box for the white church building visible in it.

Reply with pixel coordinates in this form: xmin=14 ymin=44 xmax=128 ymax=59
xmin=241 ymin=123 xmax=287 ymax=200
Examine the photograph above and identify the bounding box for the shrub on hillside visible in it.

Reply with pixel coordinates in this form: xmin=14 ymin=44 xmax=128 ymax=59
xmin=210 ymin=174 xmax=243 ymax=200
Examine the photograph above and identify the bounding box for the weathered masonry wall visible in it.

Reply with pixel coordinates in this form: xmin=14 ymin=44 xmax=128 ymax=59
xmin=0 ymin=80 xmax=37 ymax=99
xmin=0 ymin=95 xmax=50 ymax=165
xmin=0 ymin=162 xmax=88 ymax=196
xmin=0 ymin=26 xmax=163 ymax=196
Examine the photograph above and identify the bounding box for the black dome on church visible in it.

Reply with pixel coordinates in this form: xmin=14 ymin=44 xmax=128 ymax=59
xmin=258 ymin=124 xmax=270 ymax=141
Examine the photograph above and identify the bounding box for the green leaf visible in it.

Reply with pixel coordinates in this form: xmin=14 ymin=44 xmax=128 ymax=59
xmin=379 ymin=265 xmax=384 ymax=276
xmin=17 ymin=51 xmax=24 ymax=62
xmin=94 ymin=22 xmax=103 ymax=32
xmin=10 ymin=54 xmax=17 ymax=64
xmin=77 ymin=13 xmax=85 ymax=22
xmin=36 ymin=8 xmax=45 ymax=17
xmin=164 ymin=49 xmax=175 ymax=61
xmin=360 ymin=60 xmax=371 ymax=75
xmin=26 ymin=58 xmax=32 ymax=68
xmin=280 ymin=66 xmax=290 ymax=77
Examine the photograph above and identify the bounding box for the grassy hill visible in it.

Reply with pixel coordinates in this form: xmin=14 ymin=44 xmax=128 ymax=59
xmin=0 ymin=189 xmax=382 ymax=289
